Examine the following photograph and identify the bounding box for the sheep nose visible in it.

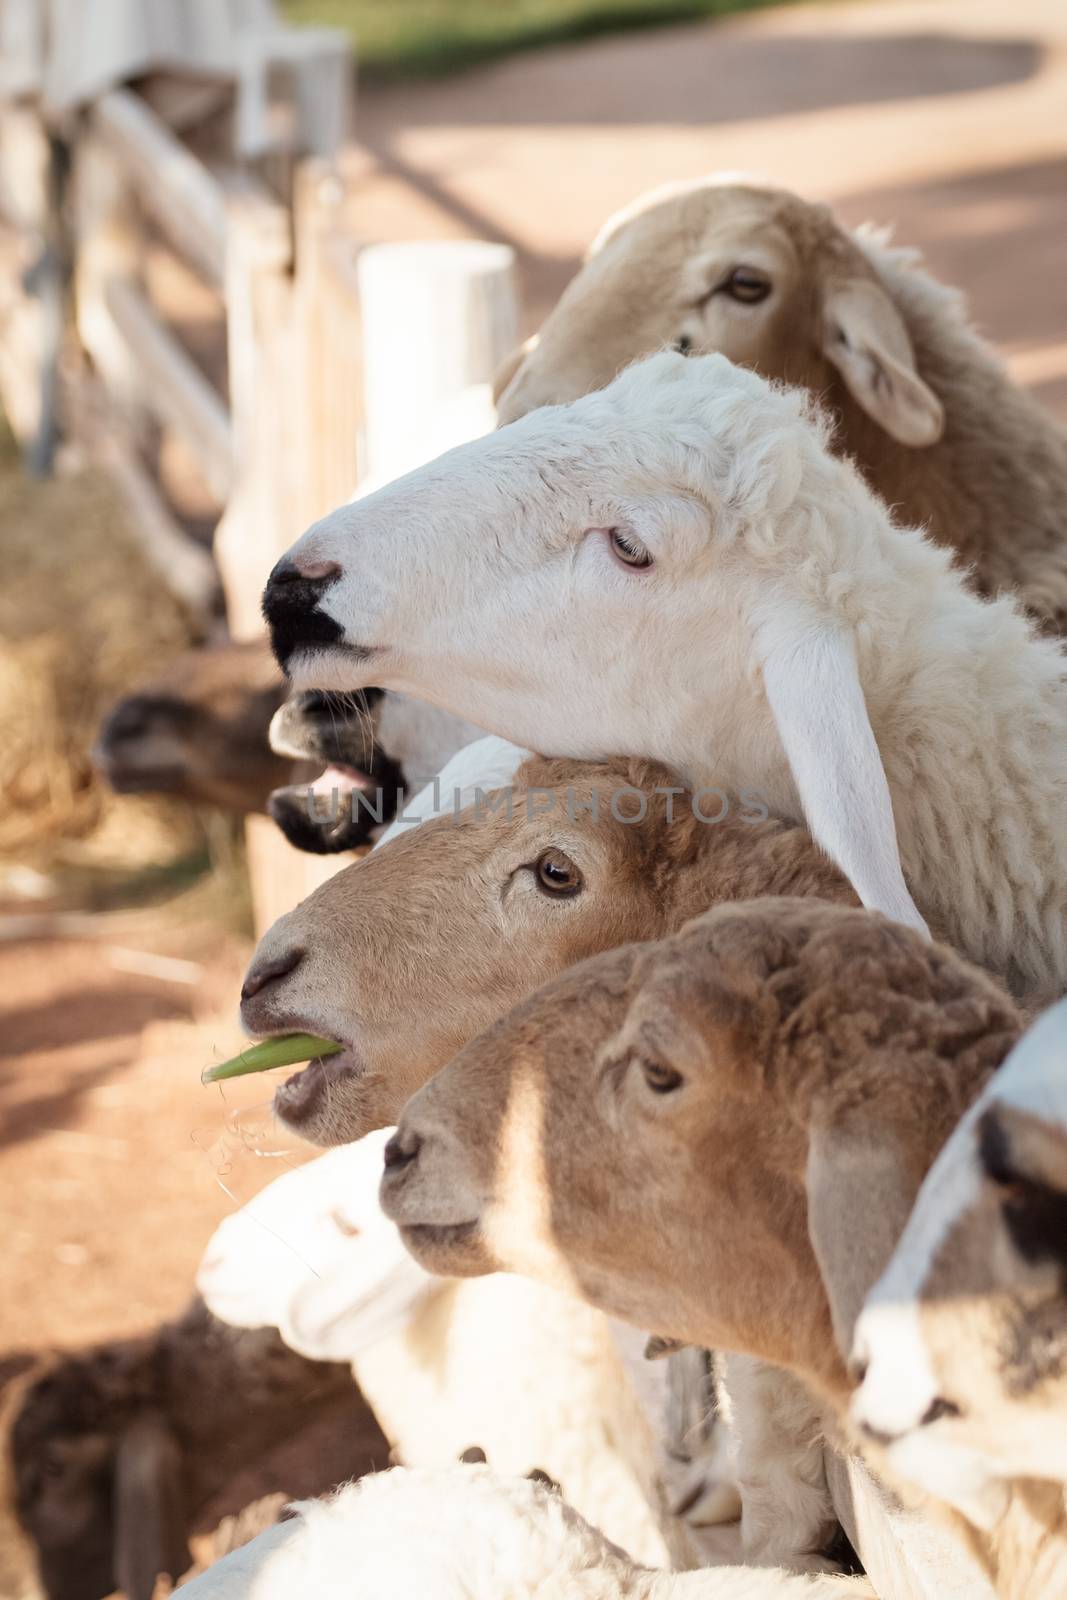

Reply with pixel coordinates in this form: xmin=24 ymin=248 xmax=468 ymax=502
xmin=262 ymin=557 xmax=345 ymax=669
xmin=383 ymin=1128 xmax=421 ymax=1171
xmin=269 ymin=556 xmax=342 ymax=587
xmin=241 ymin=947 xmax=304 ymax=1001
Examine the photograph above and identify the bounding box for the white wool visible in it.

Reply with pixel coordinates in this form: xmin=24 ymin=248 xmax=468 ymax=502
xmin=377 ymin=734 xmax=531 ymax=847
xmin=179 ymin=1465 xmax=875 ymax=1600
xmin=197 ymin=1138 xmax=682 ymax=1569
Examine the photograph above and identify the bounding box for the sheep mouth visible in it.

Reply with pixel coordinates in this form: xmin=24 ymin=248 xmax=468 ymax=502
xmin=283 ymin=642 xmax=383 ymax=697
xmin=268 ymin=763 xmax=389 ymax=853
xmin=267 ymin=764 xmax=404 ymax=864
xmin=273 ymin=1047 xmax=362 ymax=1127
xmin=270 ymin=687 xmax=383 ymax=759
xmin=397 ymin=1220 xmax=490 ymax=1276
xmin=401 ymin=1220 xmax=480 ymax=1245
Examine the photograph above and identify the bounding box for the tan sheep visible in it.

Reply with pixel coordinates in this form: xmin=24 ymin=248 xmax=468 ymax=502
xmin=239 ymin=750 xmax=856 ymax=1148
xmin=495 ymin=178 xmax=1067 ymax=632
xmin=380 ymin=898 xmax=1062 ymax=1597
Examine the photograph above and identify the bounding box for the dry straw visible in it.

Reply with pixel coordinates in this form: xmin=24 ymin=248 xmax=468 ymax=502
xmin=0 ymin=431 xmax=198 ymax=865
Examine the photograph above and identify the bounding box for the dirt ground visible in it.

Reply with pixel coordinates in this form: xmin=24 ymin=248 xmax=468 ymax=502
xmin=1 ymin=0 xmax=1065 ymax=1573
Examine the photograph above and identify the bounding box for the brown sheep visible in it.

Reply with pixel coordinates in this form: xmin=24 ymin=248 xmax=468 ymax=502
xmin=238 ymin=755 xmax=859 ymax=1148
xmin=0 ymin=1298 xmax=383 ymax=1600
xmin=496 ymin=179 xmax=1067 ymax=632
xmin=93 ymin=639 xmax=403 ymax=848
xmin=92 ymin=640 xmax=294 ymax=815
xmin=381 ymin=899 xmax=1063 ymax=1597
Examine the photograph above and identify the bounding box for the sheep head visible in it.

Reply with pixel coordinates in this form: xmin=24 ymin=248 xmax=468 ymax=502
xmin=851 ymin=997 xmax=1067 ymax=1526
xmin=266 ymin=351 xmax=933 ymax=931
xmin=94 ymin=639 xmax=290 ymax=815
xmin=381 ymin=899 xmax=1020 ymax=1408
xmin=495 ymin=177 xmax=942 ymax=449
xmin=266 ymin=349 xmax=858 ymax=752
xmin=239 ymin=751 xmax=778 ymax=1146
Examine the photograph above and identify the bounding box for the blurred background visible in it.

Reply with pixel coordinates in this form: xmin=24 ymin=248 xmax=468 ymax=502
xmin=0 ymin=0 xmax=1063 ymax=1589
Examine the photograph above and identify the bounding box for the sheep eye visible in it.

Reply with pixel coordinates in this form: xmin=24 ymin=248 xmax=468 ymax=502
xmin=919 ymin=1396 xmax=962 ymax=1427
xmin=535 ymin=849 xmax=582 ymax=897
xmin=723 ymin=267 xmax=771 ymax=305
xmin=608 ymin=528 xmax=653 ymax=570
xmin=642 ymin=1060 xmax=684 ymax=1095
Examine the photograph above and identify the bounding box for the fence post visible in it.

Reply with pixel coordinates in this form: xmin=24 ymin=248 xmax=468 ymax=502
xmin=356 ymin=240 xmax=517 ymax=482
xmin=222 ymin=225 xmax=519 ymax=934
xmin=292 ymin=158 xmax=363 ymax=526
xmin=214 ymin=187 xmax=294 ymax=639
xmin=0 ymin=106 xmax=57 ymax=459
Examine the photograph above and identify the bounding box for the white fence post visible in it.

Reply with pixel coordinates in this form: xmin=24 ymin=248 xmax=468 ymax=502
xmin=356 ymin=240 xmax=517 ymax=483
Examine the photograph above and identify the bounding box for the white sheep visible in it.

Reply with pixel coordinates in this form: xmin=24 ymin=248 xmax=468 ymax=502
xmin=178 ymin=1463 xmax=875 ymax=1600
xmin=851 ymin=996 xmax=1067 ymax=1527
xmin=196 ymin=1139 xmax=688 ymax=1571
xmin=264 ymin=350 xmax=1067 ymax=996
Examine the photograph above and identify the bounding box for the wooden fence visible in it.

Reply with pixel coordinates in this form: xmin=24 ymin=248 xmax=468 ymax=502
xmin=0 ymin=68 xmax=517 ymax=931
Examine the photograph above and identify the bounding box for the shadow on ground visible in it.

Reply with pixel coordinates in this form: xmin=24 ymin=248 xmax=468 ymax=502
xmin=358 ymin=29 xmax=1041 ymax=129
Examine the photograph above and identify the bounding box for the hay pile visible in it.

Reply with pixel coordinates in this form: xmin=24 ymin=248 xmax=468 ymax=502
xmin=0 ymin=429 xmax=201 ymax=867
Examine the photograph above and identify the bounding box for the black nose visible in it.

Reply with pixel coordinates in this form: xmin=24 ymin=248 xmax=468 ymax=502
xmin=241 ymin=947 xmax=304 ymax=1001
xmin=262 ymin=558 xmax=345 ymax=671
xmin=383 ymin=1128 xmax=421 ymax=1171
xmin=271 ymin=557 xmax=342 ymax=588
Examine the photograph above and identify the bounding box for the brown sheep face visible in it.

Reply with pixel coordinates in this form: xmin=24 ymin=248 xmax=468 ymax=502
xmin=380 ymin=903 xmax=821 ymax=1373
xmin=93 ymin=641 xmax=290 ymax=815
xmin=241 ymin=757 xmax=699 ymax=1146
xmin=382 ymin=899 xmax=1020 ymax=1400
xmin=496 ymin=179 xmax=941 ymax=451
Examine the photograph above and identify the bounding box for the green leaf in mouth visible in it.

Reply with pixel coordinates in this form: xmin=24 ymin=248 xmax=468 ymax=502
xmin=202 ymin=1033 xmax=343 ymax=1084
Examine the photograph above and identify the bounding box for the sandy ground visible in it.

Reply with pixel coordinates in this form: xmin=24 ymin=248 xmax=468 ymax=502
xmin=1 ymin=0 xmax=1065 ymax=1576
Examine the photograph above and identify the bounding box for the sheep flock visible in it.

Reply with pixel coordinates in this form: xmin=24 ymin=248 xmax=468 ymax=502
xmin=12 ymin=176 xmax=1067 ymax=1600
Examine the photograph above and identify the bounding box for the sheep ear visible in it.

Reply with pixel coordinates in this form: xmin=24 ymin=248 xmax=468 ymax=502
xmin=806 ymin=1117 xmax=925 ymax=1355
xmin=114 ymin=1413 xmax=190 ymax=1600
xmin=492 ymin=335 xmax=539 ymax=406
xmin=761 ymin=627 xmax=928 ymax=934
xmin=821 ymin=279 xmax=943 ymax=447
